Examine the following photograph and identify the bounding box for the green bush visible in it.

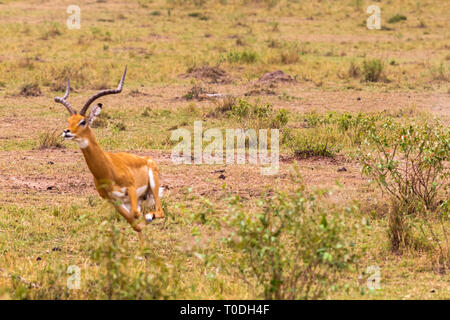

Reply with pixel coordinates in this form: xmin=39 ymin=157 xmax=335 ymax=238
xmin=362 ymin=59 xmax=384 ymax=82
xmin=360 ymin=120 xmax=449 ymax=259
xmin=228 ymin=99 xmax=288 ymax=130
xmin=89 ymin=208 xmax=182 ymax=299
xmin=224 ymin=186 xmax=359 ymax=299
xmin=360 ymin=120 xmax=449 ymax=212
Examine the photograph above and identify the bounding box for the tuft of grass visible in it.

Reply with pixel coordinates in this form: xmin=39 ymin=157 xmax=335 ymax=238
xmin=388 ymin=14 xmax=407 ymax=23
xmin=223 ymin=50 xmax=258 ymax=64
xmin=348 ymin=61 xmax=361 ymax=78
xmin=187 ymin=12 xmax=208 ymax=20
xmin=40 ymin=23 xmax=62 ymax=40
xmin=430 ymin=62 xmax=449 ymax=81
xmin=279 ymin=47 xmax=300 ymax=64
xmin=141 ymin=107 xmax=152 ymax=117
xmin=289 ymin=135 xmax=339 ymax=159
xmin=37 ymin=130 xmax=65 ymax=149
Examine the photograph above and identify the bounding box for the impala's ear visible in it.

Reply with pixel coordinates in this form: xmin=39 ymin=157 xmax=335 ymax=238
xmin=88 ymin=103 xmax=102 ymax=126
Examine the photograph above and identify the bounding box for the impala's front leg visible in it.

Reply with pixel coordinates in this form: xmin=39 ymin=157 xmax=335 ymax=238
xmin=113 ymin=187 xmax=145 ymax=241
xmin=127 ymin=186 xmax=141 ymax=220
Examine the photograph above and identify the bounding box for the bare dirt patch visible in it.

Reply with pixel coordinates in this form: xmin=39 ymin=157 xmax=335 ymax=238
xmin=180 ymin=66 xmax=232 ymax=84
xmin=257 ymin=70 xmax=295 ymax=84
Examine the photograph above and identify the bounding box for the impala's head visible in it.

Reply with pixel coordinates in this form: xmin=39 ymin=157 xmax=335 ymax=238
xmin=55 ymin=66 xmax=127 ymax=146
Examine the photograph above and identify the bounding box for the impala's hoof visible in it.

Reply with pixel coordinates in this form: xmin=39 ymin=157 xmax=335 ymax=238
xmin=145 ymin=213 xmax=153 ymax=223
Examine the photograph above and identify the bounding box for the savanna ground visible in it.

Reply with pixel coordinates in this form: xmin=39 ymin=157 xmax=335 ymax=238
xmin=0 ymin=0 xmax=449 ymax=299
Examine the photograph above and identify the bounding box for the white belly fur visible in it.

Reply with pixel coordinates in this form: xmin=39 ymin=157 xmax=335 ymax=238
xmin=110 ymin=167 xmax=163 ymax=209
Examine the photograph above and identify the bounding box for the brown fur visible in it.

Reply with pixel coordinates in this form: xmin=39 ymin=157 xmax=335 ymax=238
xmin=65 ymin=114 xmax=164 ymax=241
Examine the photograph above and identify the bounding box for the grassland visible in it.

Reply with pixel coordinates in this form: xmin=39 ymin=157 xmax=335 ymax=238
xmin=0 ymin=0 xmax=449 ymax=299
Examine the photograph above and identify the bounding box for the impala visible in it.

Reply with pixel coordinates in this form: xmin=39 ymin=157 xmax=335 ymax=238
xmin=54 ymin=66 xmax=164 ymax=241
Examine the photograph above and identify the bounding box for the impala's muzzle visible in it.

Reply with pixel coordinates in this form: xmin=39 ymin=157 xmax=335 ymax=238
xmin=62 ymin=130 xmax=75 ymax=140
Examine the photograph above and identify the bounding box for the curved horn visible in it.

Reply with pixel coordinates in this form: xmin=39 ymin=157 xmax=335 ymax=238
xmin=79 ymin=66 xmax=127 ymax=116
xmin=54 ymin=79 xmax=76 ymax=115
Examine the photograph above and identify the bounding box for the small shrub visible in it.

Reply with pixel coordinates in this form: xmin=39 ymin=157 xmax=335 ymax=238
xmin=362 ymin=59 xmax=384 ymax=82
xmin=360 ymin=120 xmax=449 ymax=212
xmin=228 ymin=99 xmax=288 ymax=130
xmin=360 ymin=120 xmax=449 ymax=257
xmin=89 ymin=208 xmax=182 ymax=299
xmin=388 ymin=14 xmax=407 ymax=24
xmin=224 ymin=185 xmax=359 ymax=299
xmin=335 ymin=112 xmax=378 ymax=146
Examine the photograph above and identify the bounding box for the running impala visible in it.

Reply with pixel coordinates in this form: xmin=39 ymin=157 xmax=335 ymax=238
xmin=54 ymin=66 xmax=164 ymax=241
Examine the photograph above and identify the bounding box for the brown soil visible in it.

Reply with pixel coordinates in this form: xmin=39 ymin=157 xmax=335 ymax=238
xmin=257 ymin=70 xmax=295 ymax=84
xmin=180 ymin=66 xmax=232 ymax=84
xmin=0 ymin=146 xmax=365 ymax=209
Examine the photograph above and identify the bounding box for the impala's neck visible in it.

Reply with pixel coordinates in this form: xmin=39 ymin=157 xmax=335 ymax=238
xmin=78 ymin=128 xmax=112 ymax=180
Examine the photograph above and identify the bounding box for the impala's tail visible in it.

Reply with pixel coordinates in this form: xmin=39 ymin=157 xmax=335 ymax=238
xmin=146 ymin=157 xmax=164 ymax=199
xmin=145 ymin=164 xmax=164 ymax=223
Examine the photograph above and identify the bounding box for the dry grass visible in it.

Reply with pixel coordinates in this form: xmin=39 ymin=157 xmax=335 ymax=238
xmin=0 ymin=0 xmax=449 ymax=300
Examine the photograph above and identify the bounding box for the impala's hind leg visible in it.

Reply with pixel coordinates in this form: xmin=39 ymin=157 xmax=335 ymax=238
xmin=147 ymin=167 xmax=164 ymax=220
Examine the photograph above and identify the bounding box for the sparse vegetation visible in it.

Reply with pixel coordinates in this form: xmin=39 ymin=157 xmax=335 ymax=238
xmin=227 ymin=99 xmax=288 ymax=130
xmin=223 ymin=185 xmax=359 ymax=299
xmin=19 ymin=83 xmax=42 ymax=97
xmin=359 ymin=120 xmax=449 ymax=265
xmin=223 ymin=50 xmax=258 ymax=64
xmin=0 ymin=0 xmax=449 ymax=301
xmin=362 ymin=59 xmax=384 ymax=82
xmin=37 ymin=130 xmax=65 ymax=149
xmin=288 ymin=128 xmax=340 ymax=159
xmin=388 ymin=14 xmax=407 ymax=24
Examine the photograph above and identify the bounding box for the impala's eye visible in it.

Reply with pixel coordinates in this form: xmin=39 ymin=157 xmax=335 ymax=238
xmin=78 ymin=119 xmax=86 ymax=126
